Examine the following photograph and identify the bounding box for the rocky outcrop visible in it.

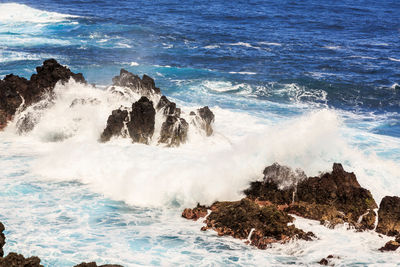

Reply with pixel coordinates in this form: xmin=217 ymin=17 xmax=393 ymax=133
xmin=182 ymin=204 xmax=208 ymax=220
xmin=0 ymin=252 xmax=43 ymax=267
xmin=379 ymin=237 xmax=400 ymax=252
xmin=127 ymin=97 xmax=156 ymax=144
xmin=190 ymin=106 xmax=215 ymax=136
xmin=100 ymin=109 xmax=129 ymax=142
xmin=0 ymin=59 xmax=86 ymax=130
xmin=183 ymin=198 xmax=315 ymax=249
xmin=376 ymin=196 xmax=400 ymax=236
xmin=245 ymin=163 xmax=377 ymax=229
xmin=101 ymin=70 xmax=214 ymax=146
xmin=74 ymin=262 xmax=123 ymax=267
xmin=112 ymin=69 xmax=160 ymax=97
xmin=0 ymin=223 xmax=4 ymax=258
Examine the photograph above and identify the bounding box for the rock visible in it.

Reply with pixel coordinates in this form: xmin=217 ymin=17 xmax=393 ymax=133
xmin=318 ymin=258 xmax=329 ymax=265
xmin=156 ymin=95 xmax=180 ymax=116
xmin=182 ymin=204 xmax=208 ymax=220
xmin=0 ymin=222 xmax=4 ymax=258
xmin=191 ymin=106 xmax=214 ymax=136
xmin=127 ymin=96 xmax=156 ymax=144
xmin=0 ymin=59 xmax=86 ymax=130
xmin=159 ymin=116 xmax=188 ymax=146
xmin=379 ymin=240 xmax=400 ymax=252
xmin=245 ymin=163 xmax=306 ymax=204
xmin=112 ymin=69 xmax=160 ymax=96
xmin=74 ymin=262 xmax=123 ymax=267
xmin=186 ymin=198 xmax=315 ymax=249
xmin=296 ymin=163 xmax=377 ymax=223
xmin=0 ymin=252 xmax=43 ymax=267
xmin=376 ymin=196 xmax=400 ymax=236
xmin=245 ymin=163 xmax=377 ymax=229
xmin=100 ymin=109 xmax=129 ymax=142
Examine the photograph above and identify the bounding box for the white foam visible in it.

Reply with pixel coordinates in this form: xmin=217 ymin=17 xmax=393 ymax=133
xmin=199 ymin=80 xmax=253 ymax=93
xmin=388 ymin=57 xmax=400 ymax=62
xmin=0 ymin=3 xmax=78 ymax=24
xmin=204 ymin=45 xmax=220 ymax=49
xmin=228 ymin=71 xmax=257 ymax=75
xmin=323 ymin=45 xmax=342 ymax=50
xmin=130 ymin=62 xmax=140 ymax=66
xmin=258 ymin=42 xmax=282 ymax=46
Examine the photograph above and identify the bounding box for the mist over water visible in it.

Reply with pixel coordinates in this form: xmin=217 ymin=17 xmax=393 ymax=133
xmin=0 ymin=1 xmax=400 ymax=266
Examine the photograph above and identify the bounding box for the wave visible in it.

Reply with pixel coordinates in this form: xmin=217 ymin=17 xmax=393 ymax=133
xmin=199 ymin=80 xmax=252 ymax=93
xmin=0 ymin=3 xmax=79 ymax=24
xmin=388 ymin=57 xmax=400 ymax=62
xmin=1 ymin=80 xmax=399 ymax=209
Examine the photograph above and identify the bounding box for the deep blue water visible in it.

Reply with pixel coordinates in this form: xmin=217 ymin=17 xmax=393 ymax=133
xmin=1 ymin=0 xmax=400 ymax=115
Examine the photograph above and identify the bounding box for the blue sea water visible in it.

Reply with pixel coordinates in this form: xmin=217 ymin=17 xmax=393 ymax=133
xmin=0 ymin=0 xmax=400 ymax=266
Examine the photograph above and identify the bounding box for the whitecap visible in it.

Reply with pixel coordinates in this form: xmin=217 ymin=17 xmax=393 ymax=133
xmin=388 ymin=57 xmax=400 ymax=62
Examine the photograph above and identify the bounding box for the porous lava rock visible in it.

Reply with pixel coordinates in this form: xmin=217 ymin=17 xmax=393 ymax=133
xmin=376 ymin=196 xmax=400 ymax=236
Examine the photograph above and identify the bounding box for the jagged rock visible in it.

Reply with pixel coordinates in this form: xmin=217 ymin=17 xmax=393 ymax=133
xmin=156 ymin=95 xmax=180 ymax=116
xmin=245 ymin=163 xmax=377 ymax=229
xmin=70 ymin=98 xmax=100 ymax=108
xmin=74 ymin=262 xmax=123 ymax=267
xmin=379 ymin=239 xmax=400 ymax=252
xmin=182 ymin=204 xmax=208 ymax=220
xmin=0 ymin=222 xmax=4 ymax=258
xmin=318 ymin=258 xmax=329 ymax=265
xmin=245 ymin=163 xmax=306 ymax=204
xmin=376 ymin=196 xmax=400 ymax=236
xmin=127 ymin=96 xmax=156 ymax=144
xmin=159 ymin=116 xmax=188 ymax=146
xmin=112 ymin=69 xmax=160 ymax=96
xmin=184 ymin=198 xmax=315 ymax=249
xmin=100 ymin=109 xmax=129 ymax=142
xmin=0 ymin=252 xmax=43 ymax=267
xmin=191 ymin=106 xmax=214 ymax=136
xmin=0 ymin=59 xmax=86 ymax=130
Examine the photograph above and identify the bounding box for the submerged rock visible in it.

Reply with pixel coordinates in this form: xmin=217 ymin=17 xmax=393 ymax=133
xmin=127 ymin=96 xmax=156 ymax=144
xmin=112 ymin=69 xmax=160 ymax=96
xmin=74 ymin=262 xmax=123 ymax=267
xmin=183 ymin=198 xmax=315 ymax=249
xmin=376 ymin=196 xmax=400 ymax=236
xmin=0 ymin=59 xmax=86 ymax=130
xmin=246 ymin=163 xmax=377 ymax=229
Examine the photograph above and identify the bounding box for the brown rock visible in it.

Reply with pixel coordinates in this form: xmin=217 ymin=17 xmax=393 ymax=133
xmin=182 ymin=205 xmax=208 ymax=220
xmin=0 ymin=222 xmax=4 ymax=258
xmin=379 ymin=240 xmax=400 ymax=252
xmin=0 ymin=252 xmax=43 ymax=267
xmin=74 ymin=262 xmax=123 ymax=267
xmin=112 ymin=69 xmax=160 ymax=96
xmin=376 ymin=196 xmax=400 ymax=236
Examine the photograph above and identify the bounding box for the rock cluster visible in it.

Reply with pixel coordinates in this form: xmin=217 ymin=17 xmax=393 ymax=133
xmin=182 ymin=198 xmax=315 ymax=249
xmin=101 ymin=69 xmax=214 ymax=146
xmin=0 ymin=59 xmax=85 ymax=130
xmin=245 ymin=163 xmax=377 ymax=229
xmin=182 ymin=162 xmax=400 ymax=251
xmin=0 ymin=221 xmax=123 ymax=267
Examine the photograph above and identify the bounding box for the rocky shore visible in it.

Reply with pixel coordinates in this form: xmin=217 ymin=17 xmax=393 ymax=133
xmin=183 ymin=163 xmax=400 ymax=255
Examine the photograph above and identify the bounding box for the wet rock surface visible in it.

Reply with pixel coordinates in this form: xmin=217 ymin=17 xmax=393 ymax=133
xmin=0 ymin=59 xmax=85 ymax=130
xmin=0 ymin=223 xmax=4 ymax=258
xmin=0 ymin=252 xmax=43 ymax=267
xmin=376 ymin=196 xmax=400 ymax=236
xmin=379 ymin=237 xmax=400 ymax=252
xmin=112 ymin=69 xmax=160 ymax=96
xmin=127 ymin=96 xmax=156 ymax=144
xmin=190 ymin=106 xmax=215 ymax=136
xmin=100 ymin=109 xmax=129 ymax=142
xmin=245 ymin=163 xmax=377 ymax=229
xmin=183 ymin=198 xmax=315 ymax=249
xmin=74 ymin=262 xmax=123 ymax=267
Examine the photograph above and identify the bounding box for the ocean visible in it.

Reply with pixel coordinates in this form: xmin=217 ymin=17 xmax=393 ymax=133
xmin=0 ymin=0 xmax=400 ymax=266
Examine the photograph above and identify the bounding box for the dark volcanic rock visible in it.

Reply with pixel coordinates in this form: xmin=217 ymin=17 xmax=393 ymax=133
xmin=0 ymin=252 xmax=43 ymax=267
xmin=185 ymin=198 xmax=315 ymax=249
xmin=0 ymin=59 xmax=86 ymax=130
xmin=156 ymin=95 xmax=180 ymax=116
xmin=0 ymin=222 xmax=4 ymax=258
xmin=379 ymin=239 xmax=400 ymax=252
xmin=296 ymin=163 xmax=377 ymax=222
xmin=245 ymin=163 xmax=377 ymax=229
xmin=245 ymin=163 xmax=306 ymax=204
xmin=112 ymin=69 xmax=160 ymax=96
xmin=100 ymin=108 xmax=129 ymax=142
xmin=159 ymin=116 xmax=188 ymax=146
xmin=74 ymin=262 xmax=123 ymax=267
xmin=318 ymin=258 xmax=329 ymax=265
xmin=191 ymin=106 xmax=215 ymax=136
xmin=127 ymin=96 xmax=156 ymax=144
xmin=376 ymin=196 xmax=400 ymax=236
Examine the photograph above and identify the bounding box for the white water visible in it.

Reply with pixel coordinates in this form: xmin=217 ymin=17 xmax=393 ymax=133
xmin=1 ymin=80 xmax=400 ymax=265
